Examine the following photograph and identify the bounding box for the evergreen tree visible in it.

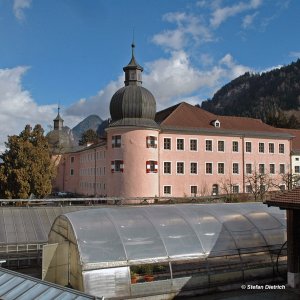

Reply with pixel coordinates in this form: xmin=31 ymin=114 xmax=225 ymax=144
xmin=79 ymin=129 xmax=99 ymax=145
xmin=0 ymin=124 xmax=56 ymax=199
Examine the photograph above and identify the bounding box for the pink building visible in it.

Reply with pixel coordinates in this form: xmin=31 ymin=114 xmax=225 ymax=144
xmin=51 ymin=45 xmax=293 ymax=198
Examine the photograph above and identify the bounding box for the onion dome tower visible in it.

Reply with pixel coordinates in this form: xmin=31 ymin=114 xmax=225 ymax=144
xmin=53 ymin=106 xmax=64 ymax=130
xmin=109 ymin=42 xmax=158 ymax=128
xmin=46 ymin=106 xmax=75 ymax=154
xmin=106 ymin=43 xmax=159 ymax=198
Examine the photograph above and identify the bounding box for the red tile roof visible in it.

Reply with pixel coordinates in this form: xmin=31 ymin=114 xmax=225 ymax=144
xmin=156 ymin=102 xmax=291 ymax=135
xmin=279 ymin=128 xmax=300 ymax=152
xmin=266 ymin=187 xmax=300 ymax=209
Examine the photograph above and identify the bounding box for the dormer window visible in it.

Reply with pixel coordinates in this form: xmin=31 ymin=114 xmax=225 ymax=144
xmin=211 ymin=120 xmax=220 ymax=128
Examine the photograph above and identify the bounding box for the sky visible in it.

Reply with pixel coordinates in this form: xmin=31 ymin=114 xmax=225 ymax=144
xmin=0 ymin=0 xmax=299 ymax=151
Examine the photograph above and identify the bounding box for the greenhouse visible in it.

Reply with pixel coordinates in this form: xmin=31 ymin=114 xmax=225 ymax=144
xmin=43 ymin=203 xmax=287 ymax=299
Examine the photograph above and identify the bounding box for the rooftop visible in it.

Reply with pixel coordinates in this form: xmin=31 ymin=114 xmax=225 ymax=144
xmin=265 ymin=187 xmax=300 ymax=209
xmin=156 ymin=102 xmax=293 ymax=138
xmin=0 ymin=267 xmax=102 ymax=299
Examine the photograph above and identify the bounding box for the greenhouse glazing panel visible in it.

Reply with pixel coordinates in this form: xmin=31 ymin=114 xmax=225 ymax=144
xmin=110 ymin=209 xmax=168 ymax=260
xmin=67 ymin=210 xmax=127 ymax=263
xmin=178 ymin=205 xmax=238 ymax=255
xmin=13 ymin=209 xmax=27 ymax=243
xmin=145 ymin=206 xmax=204 ymax=257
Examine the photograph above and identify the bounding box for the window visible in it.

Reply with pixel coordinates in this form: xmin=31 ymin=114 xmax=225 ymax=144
xmin=206 ymin=140 xmax=212 ymax=151
xmin=259 ymin=164 xmax=265 ymax=174
xmin=232 ymin=163 xmax=239 ymax=174
xmin=164 ymin=162 xmax=171 ymax=174
xmin=279 ymin=185 xmax=286 ymax=192
xmin=177 ymin=139 xmax=184 ymax=150
xmin=246 ymin=185 xmax=252 ymax=193
xmin=70 ymin=156 xmax=75 ymax=163
xmin=246 ymin=163 xmax=252 ymax=174
xmin=112 ymin=135 xmax=121 ymax=148
xmin=206 ymin=163 xmax=213 ymax=174
xmin=218 ymin=140 xmax=225 ymax=152
xmin=232 ymin=185 xmax=239 ymax=193
xmin=164 ymin=138 xmax=171 ymax=150
xmin=70 ymin=169 xmax=74 ymax=176
xmin=177 ymin=162 xmax=184 ymax=174
xmin=190 ymin=139 xmax=197 ymax=151
xmin=191 ymin=186 xmax=197 ymax=195
xmin=279 ymin=144 xmax=285 ymax=154
xmin=295 ymin=166 xmax=300 ymax=173
xmin=245 ymin=142 xmax=252 ymax=153
xmin=164 ymin=186 xmax=171 ymax=195
xmin=111 ymin=160 xmax=124 ymax=173
xmin=270 ymin=164 xmax=275 ymax=174
xmin=296 ymin=158 xmax=300 ymax=161
xmin=146 ymin=136 xmax=157 ymax=148
xmin=212 ymin=184 xmax=219 ymax=195
xmin=146 ymin=160 xmax=158 ymax=173
xmin=218 ymin=163 xmax=225 ymax=174
xmin=269 ymin=143 xmax=274 ymax=153
xmin=280 ymin=164 xmax=285 ymax=174
xmin=232 ymin=141 xmax=239 ymax=152
xmin=190 ymin=162 xmax=197 ymax=174
xmin=259 ymin=143 xmax=265 ymax=153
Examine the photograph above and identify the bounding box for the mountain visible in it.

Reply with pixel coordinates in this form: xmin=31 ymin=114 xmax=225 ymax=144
xmin=201 ymin=59 xmax=300 ymax=128
xmin=72 ymin=115 xmax=103 ymax=144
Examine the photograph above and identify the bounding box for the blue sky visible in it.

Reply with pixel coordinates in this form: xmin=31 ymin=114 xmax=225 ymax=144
xmin=0 ymin=0 xmax=299 ymax=149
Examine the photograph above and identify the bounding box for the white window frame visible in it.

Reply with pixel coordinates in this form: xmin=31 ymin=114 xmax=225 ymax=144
xmin=245 ymin=163 xmax=252 ymax=174
xmin=190 ymin=185 xmax=198 ymax=195
xmin=268 ymin=143 xmax=275 ymax=154
xmin=163 ymin=137 xmax=172 ymax=150
xmin=258 ymin=142 xmax=265 ymax=154
xmin=245 ymin=141 xmax=252 ymax=153
xmin=205 ymin=162 xmax=213 ymax=175
xmin=205 ymin=139 xmax=213 ymax=152
xmin=163 ymin=161 xmax=172 ymax=175
xmin=176 ymin=138 xmax=185 ymax=151
xmin=190 ymin=162 xmax=198 ymax=175
xmin=232 ymin=162 xmax=239 ymax=174
xmin=176 ymin=161 xmax=185 ymax=175
xmin=232 ymin=141 xmax=239 ymax=153
xmin=217 ymin=162 xmax=225 ymax=174
xmin=189 ymin=138 xmax=198 ymax=152
xmin=217 ymin=140 xmax=225 ymax=152
xmin=163 ymin=185 xmax=172 ymax=195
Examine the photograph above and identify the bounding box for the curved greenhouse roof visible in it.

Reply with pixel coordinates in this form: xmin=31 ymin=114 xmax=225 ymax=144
xmin=53 ymin=203 xmax=286 ymax=268
xmin=0 ymin=206 xmax=97 ymax=245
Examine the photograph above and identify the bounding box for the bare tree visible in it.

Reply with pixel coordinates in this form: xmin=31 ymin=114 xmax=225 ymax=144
xmin=219 ymin=177 xmax=235 ymax=201
xmin=245 ymin=168 xmax=274 ymax=201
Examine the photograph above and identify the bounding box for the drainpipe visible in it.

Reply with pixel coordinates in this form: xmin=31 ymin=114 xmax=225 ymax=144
xmin=94 ymin=148 xmax=97 ymax=196
xmin=242 ymin=135 xmax=245 ymax=193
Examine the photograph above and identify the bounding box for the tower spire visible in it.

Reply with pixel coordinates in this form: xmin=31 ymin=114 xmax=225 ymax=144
xmin=53 ymin=104 xmax=64 ymax=130
xmin=123 ymin=39 xmax=143 ymax=86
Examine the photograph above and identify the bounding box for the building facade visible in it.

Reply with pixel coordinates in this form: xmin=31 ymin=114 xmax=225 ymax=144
xmin=52 ymin=45 xmax=293 ymax=198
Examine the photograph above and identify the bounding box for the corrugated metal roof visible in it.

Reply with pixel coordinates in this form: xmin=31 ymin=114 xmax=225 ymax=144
xmin=0 ymin=206 xmax=97 ymax=245
xmin=0 ymin=267 xmax=102 ymax=299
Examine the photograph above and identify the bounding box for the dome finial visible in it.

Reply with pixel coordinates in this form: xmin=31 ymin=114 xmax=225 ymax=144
xmin=131 ymin=28 xmax=135 ymax=58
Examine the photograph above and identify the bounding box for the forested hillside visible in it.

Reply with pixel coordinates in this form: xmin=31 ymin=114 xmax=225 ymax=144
xmin=201 ymin=59 xmax=300 ymax=128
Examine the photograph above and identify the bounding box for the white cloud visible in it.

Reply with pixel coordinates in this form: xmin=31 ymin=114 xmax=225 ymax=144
xmin=66 ymin=50 xmax=251 ymax=116
xmin=13 ymin=0 xmax=32 ymax=21
xmin=0 ymin=66 xmax=65 ymax=152
xmin=210 ymin=0 xmax=262 ymax=28
xmin=65 ymin=76 xmax=124 ymax=119
xmin=152 ymin=12 xmax=213 ymax=51
xmin=242 ymin=12 xmax=259 ymax=28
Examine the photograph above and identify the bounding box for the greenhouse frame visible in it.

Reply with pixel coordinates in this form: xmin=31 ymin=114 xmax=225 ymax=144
xmin=44 ymin=203 xmax=287 ymax=299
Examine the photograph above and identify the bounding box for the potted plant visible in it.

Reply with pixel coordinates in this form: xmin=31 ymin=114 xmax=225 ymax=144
xmin=130 ymin=270 xmax=138 ymax=284
xmin=142 ymin=264 xmax=154 ymax=282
